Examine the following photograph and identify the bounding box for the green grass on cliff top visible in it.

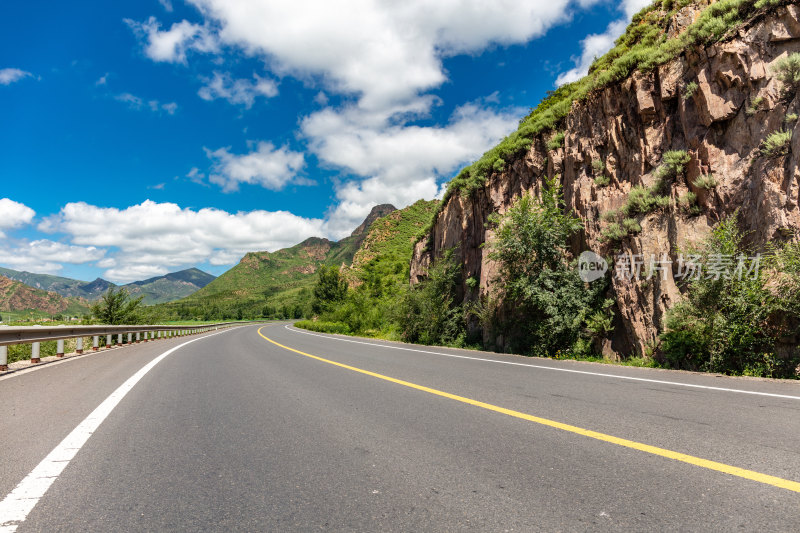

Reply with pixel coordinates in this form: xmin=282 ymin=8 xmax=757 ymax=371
xmin=438 ymin=0 xmax=786 ymax=208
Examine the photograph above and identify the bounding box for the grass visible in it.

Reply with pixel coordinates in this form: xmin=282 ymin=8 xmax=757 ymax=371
xmin=682 ymin=81 xmax=699 ymax=100
xmin=678 ymin=191 xmax=701 ymax=215
xmin=692 ymin=174 xmax=718 ymax=189
xmin=746 ymin=96 xmax=764 ymax=115
xmin=547 ymin=131 xmax=566 ymax=151
xmin=773 ymin=52 xmax=800 ymax=90
xmin=420 ymin=0 xmax=789 ymax=243
xmin=761 ymin=130 xmax=793 ymax=157
xmin=594 ymin=174 xmax=611 ymax=187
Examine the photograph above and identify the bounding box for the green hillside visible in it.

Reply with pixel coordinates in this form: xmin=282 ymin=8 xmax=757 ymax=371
xmin=149 ymin=205 xmax=398 ymax=320
xmin=345 ymin=200 xmax=438 ymax=289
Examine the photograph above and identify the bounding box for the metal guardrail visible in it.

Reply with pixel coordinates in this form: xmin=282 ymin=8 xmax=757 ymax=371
xmin=0 ymin=321 xmax=263 ymax=370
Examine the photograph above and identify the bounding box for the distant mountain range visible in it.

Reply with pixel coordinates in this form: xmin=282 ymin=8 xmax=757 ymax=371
xmin=155 ymin=200 xmax=436 ymax=319
xmin=0 ymin=267 xmax=216 ymax=307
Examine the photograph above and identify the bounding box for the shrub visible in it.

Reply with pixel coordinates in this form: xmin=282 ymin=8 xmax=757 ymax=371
xmin=761 ymin=130 xmax=793 ymax=157
xmin=592 ymin=159 xmax=605 ymax=174
xmin=678 ymin=191 xmax=700 ymax=215
xmin=746 ymin=96 xmax=764 ymax=115
xmin=622 ymin=218 xmax=642 ymax=234
xmin=493 ymin=158 xmax=506 ymax=173
xmin=601 ymin=209 xmax=620 ymax=223
xmin=624 ymin=185 xmax=670 ymax=216
xmin=660 ymin=150 xmax=691 ymax=178
xmin=547 ymin=131 xmax=566 ymax=151
xmin=660 ymin=213 xmax=800 ymax=377
xmin=295 ymin=320 xmax=352 ymax=335
xmin=485 ymin=176 xmax=609 ymax=356
xmin=311 ymin=266 xmax=348 ymax=315
xmin=600 ymin=222 xmax=627 ymax=242
xmin=785 ymin=112 xmax=799 ymax=123
xmin=773 ymin=52 xmax=800 ymax=89
xmin=682 ymin=81 xmax=699 ymax=100
xmin=594 ymin=174 xmax=611 ymax=187
xmin=394 ymin=249 xmax=466 ymax=346
xmin=692 ymin=174 xmax=718 ymax=189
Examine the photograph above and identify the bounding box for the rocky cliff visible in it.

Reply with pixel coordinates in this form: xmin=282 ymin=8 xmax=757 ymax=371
xmin=412 ymin=2 xmax=800 ymax=356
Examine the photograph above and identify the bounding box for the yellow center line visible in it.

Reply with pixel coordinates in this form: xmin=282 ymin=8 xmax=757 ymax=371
xmin=257 ymin=327 xmax=800 ymax=494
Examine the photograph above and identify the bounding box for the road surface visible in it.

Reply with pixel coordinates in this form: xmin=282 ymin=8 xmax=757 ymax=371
xmin=0 ymin=323 xmax=799 ymax=531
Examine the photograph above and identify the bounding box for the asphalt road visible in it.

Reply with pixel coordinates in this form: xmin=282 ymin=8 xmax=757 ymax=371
xmin=1 ymin=323 xmax=799 ymax=531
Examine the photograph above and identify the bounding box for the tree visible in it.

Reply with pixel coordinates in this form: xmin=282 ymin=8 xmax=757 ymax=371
xmin=311 ymin=266 xmax=348 ymax=315
xmin=90 ymin=287 xmax=144 ymax=325
xmin=486 ymin=175 xmax=606 ymax=356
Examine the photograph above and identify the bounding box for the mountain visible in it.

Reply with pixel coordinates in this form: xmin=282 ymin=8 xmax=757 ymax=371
xmin=412 ymin=0 xmax=800 ymax=356
xmin=125 ymin=268 xmax=216 ymax=305
xmin=0 ymin=276 xmax=90 ymax=317
xmin=345 ymin=200 xmax=438 ymax=287
xmin=155 ymin=204 xmax=401 ymax=319
xmin=0 ymin=266 xmax=215 ymax=305
xmin=0 ymin=267 xmax=108 ymax=299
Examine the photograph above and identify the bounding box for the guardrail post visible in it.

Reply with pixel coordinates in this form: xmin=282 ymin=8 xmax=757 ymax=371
xmin=57 ymin=339 xmax=65 ymax=358
xmin=136 ymin=332 xmax=141 ymax=343
xmin=31 ymin=342 xmax=41 ymax=364
xmin=0 ymin=346 xmax=7 ymax=371
xmin=106 ymin=335 xmax=112 ymax=349
xmin=76 ymin=337 xmax=83 ymax=354
xmin=127 ymin=333 xmax=132 ymax=344
xmin=118 ymin=334 xmax=123 ymax=346
xmin=93 ymin=336 xmax=99 ymax=351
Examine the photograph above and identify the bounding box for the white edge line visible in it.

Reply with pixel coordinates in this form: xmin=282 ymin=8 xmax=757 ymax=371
xmin=0 ymin=327 xmax=243 ymax=532
xmin=283 ymin=325 xmax=800 ymax=401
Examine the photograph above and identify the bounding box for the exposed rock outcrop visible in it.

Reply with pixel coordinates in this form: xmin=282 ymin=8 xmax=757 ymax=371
xmin=411 ymin=4 xmax=800 ymax=356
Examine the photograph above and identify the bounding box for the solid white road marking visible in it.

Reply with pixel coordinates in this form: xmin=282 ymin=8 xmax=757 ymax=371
xmin=285 ymin=325 xmax=800 ymax=401
xmin=0 ymin=327 xmax=240 ymax=532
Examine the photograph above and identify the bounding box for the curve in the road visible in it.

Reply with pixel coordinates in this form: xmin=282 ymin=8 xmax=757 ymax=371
xmin=258 ymin=326 xmax=800 ymax=495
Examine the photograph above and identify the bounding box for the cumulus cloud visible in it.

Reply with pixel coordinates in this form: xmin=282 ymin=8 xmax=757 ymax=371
xmin=125 ymin=16 xmax=218 ymax=64
xmin=198 ymin=71 xmax=278 ymax=108
xmin=555 ymin=19 xmax=628 ymax=86
xmin=0 ymin=198 xmax=35 ymax=237
xmin=0 ymin=68 xmax=32 ymax=85
xmin=205 ymin=142 xmax=306 ymax=192
xmin=304 ymin=101 xmax=521 ymax=237
xmin=158 ymin=0 xmax=174 ymax=12
xmin=115 ymin=92 xmax=178 ymax=114
xmin=132 ymin=1 xmax=583 ymax=110
xmin=40 ymin=200 xmax=327 ymax=282
xmin=0 ymin=240 xmax=105 ymax=274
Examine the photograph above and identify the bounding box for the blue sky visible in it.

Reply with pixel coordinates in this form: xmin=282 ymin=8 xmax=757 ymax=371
xmin=0 ymin=0 xmax=649 ymax=283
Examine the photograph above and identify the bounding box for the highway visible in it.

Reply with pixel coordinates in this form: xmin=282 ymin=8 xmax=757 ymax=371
xmin=0 ymin=323 xmax=799 ymax=531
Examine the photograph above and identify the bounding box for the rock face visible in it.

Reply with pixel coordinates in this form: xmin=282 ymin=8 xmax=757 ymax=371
xmin=411 ymin=5 xmax=800 ymax=356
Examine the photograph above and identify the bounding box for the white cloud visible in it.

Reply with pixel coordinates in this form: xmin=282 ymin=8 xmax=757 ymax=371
xmin=125 ymin=16 xmax=218 ymax=64
xmin=115 ymin=92 xmax=178 ymax=114
xmin=0 ymin=68 xmax=32 ymax=85
xmin=205 ymin=141 xmax=306 ymax=192
xmin=304 ymin=101 xmax=521 ymax=236
xmin=555 ymin=0 xmax=653 ymax=86
xmin=40 ymin=200 xmax=328 ymax=282
xmin=555 ymin=19 xmax=627 ymax=86
xmin=95 ymin=73 xmax=108 ymax=86
xmin=622 ymin=0 xmax=652 ymax=18
xmin=0 ymin=198 xmax=35 ymax=237
xmin=158 ymin=0 xmax=174 ymax=12
xmin=198 ymin=71 xmax=278 ymax=108
xmin=0 ymin=240 xmax=105 ymax=274
xmin=134 ymin=1 xmax=582 ymax=111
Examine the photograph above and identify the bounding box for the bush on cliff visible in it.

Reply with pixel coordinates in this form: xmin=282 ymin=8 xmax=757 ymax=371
xmin=660 ymin=215 xmax=800 ymax=378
